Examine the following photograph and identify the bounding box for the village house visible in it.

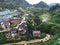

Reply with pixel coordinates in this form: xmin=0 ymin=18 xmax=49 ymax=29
xmin=5 ymin=28 xmax=19 ymax=40
xmin=18 ymin=28 xmax=26 ymax=36
xmin=18 ymin=23 xmax=27 ymax=36
xmin=10 ymin=17 xmax=20 ymax=25
xmin=5 ymin=31 xmax=12 ymax=40
xmin=5 ymin=27 xmax=26 ymax=40
xmin=1 ymin=19 xmax=10 ymax=30
xmin=33 ymin=31 xmax=41 ymax=37
xmin=10 ymin=28 xmax=19 ymax=39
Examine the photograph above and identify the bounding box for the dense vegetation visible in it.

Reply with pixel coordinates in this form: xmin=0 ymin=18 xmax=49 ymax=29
xmin=25 ymin=4 xmax=60 ymax=45
xmin=0 ymin=0 xmax=49 ymax=10
xmin=0 ymin=2 xmax=18 ymax=10
xmin=33 ymin=1 xmax=49 ymax=8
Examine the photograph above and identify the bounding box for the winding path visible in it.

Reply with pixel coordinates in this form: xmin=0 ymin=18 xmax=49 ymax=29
xmin=15 ymin=34 xmax=51 ymax=44
xmin=3 ymin=34 xmax=51 ymax=45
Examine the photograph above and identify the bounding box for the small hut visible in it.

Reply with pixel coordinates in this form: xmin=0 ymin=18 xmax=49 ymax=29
xmin=33 ymin=31 xmax=41 ymax=37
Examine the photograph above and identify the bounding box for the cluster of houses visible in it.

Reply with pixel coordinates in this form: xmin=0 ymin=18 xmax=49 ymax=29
xmin=0 ymin=8 xmax=42 ymax=40
xmin=0 ymin=17 xmax=20 ymax=30
xmin=0 ymin=17 xmax=27 ymax=40
xmin=0 ymin=8 xmax=28 ymax=40
xmin=5 ymin=23 xmax=27 ymax=40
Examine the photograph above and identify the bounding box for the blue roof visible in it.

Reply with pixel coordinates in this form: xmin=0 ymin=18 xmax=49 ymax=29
xmin=0 ymin=9 xmax=16 ymax=16
xmin=0 ymin=9 xmax=17 ymax=22
xmin=0 ymin=19 xmax=3 ymax=22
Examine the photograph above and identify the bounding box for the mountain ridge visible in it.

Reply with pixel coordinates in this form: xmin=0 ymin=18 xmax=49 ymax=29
xmin=0 ymin=0 xmax=60 ymax=8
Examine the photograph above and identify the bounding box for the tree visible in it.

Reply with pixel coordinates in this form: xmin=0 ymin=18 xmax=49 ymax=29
xmin=0 ymin=32 xmax=7 ymax=44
